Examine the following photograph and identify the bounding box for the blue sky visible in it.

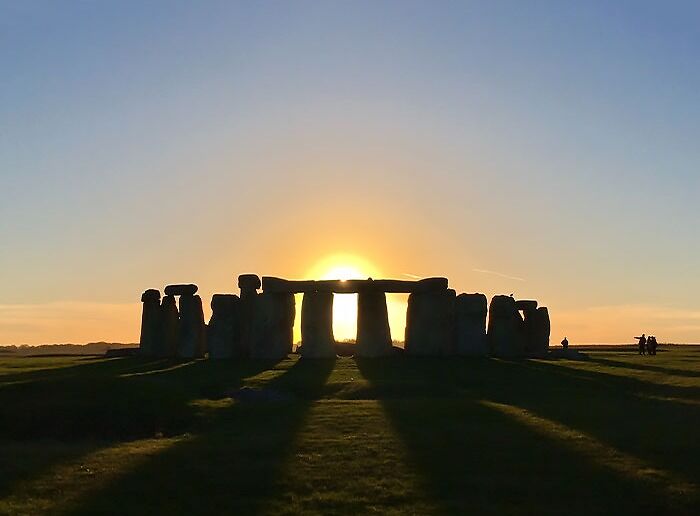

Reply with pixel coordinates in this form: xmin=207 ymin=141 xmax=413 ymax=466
xmin=1 ymin=1 xmax=699 ymax=343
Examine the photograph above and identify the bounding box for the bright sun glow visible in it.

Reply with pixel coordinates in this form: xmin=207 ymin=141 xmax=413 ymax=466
xmin=302 ymin=254 xmax=380 ymax=342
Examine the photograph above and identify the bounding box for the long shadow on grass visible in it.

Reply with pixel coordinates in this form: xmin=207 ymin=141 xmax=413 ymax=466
xmin=62 ymin=357 xmax=336 ymax=515
xmin=356 ymin=357 xmax=698 ymax=515
xmin=581 ymin=355 xmax=700 ymax=378
xmin=0 ymin=357 xmax=281 ymax=498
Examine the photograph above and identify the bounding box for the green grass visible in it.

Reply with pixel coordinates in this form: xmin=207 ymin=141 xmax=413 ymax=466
xmin=1 ymin=347 xmax=699 ymax=515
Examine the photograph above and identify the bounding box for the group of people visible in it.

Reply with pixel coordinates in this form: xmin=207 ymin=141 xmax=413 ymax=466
xmin=634 ymin=334 xmax=658 ymax=355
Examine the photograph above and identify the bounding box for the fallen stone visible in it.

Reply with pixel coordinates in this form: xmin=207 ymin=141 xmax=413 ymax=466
xmin=355 ymin=291 xmax=393 ymax=357
xmin=404 ymin=289 xmax=456 ymax=356
xmin=455 ymin=293 xmax=488 ymax=356
xmin=207 ymin=294 xmax=240 ymax=359
xmin=300 ymin=291 xmax=336 ymax=358
xmin=164 ymin=284 xmax=198 ymax=296
xmin=178 ymin=294 xmax=206 ymax=358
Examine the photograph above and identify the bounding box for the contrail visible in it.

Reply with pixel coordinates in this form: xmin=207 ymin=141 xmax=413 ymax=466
xmin=472 ymin=269 xmax=525 ymax=282
xmin=402 ymin=273 xmax=423 ymax=279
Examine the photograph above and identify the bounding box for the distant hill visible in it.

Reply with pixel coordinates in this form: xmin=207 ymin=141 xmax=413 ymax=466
xmin=0 ymin=342 xmax=138 ymax=356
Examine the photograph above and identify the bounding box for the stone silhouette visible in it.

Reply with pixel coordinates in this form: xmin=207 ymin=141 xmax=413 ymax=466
xmin=405 ymin=289 xmax=456 ymax=356
xmin=300 ymin=291 xmax=336 ymax=358
xmin=207 ymin=294 xmax=240 ymax=359
xmin=251 ymin=292 xmax=295 ymax=360
xmin=139 ymin=274 xmax=551 ymax=360
xmin=139 ymin=289 xmax=161 ymax=356
xmin=355 ymin=289 xmax=393 ymax=357
xmin=455 ymin=293 xmax=488 ymax=356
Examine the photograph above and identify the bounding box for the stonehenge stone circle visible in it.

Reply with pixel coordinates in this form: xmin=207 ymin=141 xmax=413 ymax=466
xmin=455 ymin=293 xmax=488 ymax=356
xmin=139 ymin=289 xmax=161 ymax=356
xmin=178 ymin=294 xmax=206 ymax=358
xmin=300 ymin=291 xmax=336 ymax=358
xmin=164 ymin=284 xmax=198 ymax=296
xmin=139 ymin=274 xmax=551 ymax=360
xmin=159 ymin=294 xmax=179 ymax=358
xmin=207 ymin=294 xmax=240 ymax=359
xmin=355 ymin=290 xmax=393 ymax=357
xmin=251 ymin=292 xmax=296 ymax=360
xmin=405 ymin=289 xmax=456 ymax=356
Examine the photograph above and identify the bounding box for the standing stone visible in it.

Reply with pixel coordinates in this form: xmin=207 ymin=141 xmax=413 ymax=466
xmin=139 ymin=289 xmax=161 ymax=357
xmin=404 ymin=289 xmax=456 ymax=356
xmin=178 ymin=294 xmax=206 ymax=358
xmin=237 ymin=274 xmax=260 ymax=358
xmin=488 ymin=295 xmax=526 ymax=357
xmin=529 ymin=307 xmax=550 ymax=357
xmin=300 ymin=291 xmax=335 ymax=358
xmin=455 ymin=293 xmax=488 ymax=356
xmin=158 ymin=294 xmax=179 ymax=358
xmin=251 ymin=292 xmax=295 ymax=360
xmin=207 ymin=294 xmax=240 ymax=359
xmin=355 ymin=290 xmax=393 ymax=357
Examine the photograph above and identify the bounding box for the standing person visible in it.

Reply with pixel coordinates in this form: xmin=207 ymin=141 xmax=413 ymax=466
xmin=648 ymin=336 xmax=657 ymax=356
xmin=561 ymin=337 xmax=569 ymax=351
xmin=635 ymin=334 xmax=647 ymax=355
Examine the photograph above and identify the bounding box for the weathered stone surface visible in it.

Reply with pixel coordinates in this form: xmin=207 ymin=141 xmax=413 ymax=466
xmin=207 ymin=294 xmax=240 ymax=359
xmin=355 ymin=291 xmax=393 ymax=357
xmin=250 ymin=292 xmax=295 ymax=360
xmin=299 ymin=291 xmax=336 ymax=358
xmin=139 ymin=289 xmax=161 ymax=356
xmin=164 ymin=283 xmax=198 ymax=296
xmin=238 ymin=274 xmax=261 ymax=291
xmin=487 ymin=295 xmax=526 ymax=357
xmin=141 ymin=289 xmax=160 ymax=302
xmin=178 ymin=294 xmax=206 ymax=358
xmin=158 ymin=295 xmax=179 ymax=357
xmin=455 ymin=293 xmax=488 ymax=356
xmin=515 ymin=300 xmax=538 ymax=312
xmin=262 ymin=276 xmax=447 ymax=294
xmin=404 ymin=289 xmax=456 ymax=356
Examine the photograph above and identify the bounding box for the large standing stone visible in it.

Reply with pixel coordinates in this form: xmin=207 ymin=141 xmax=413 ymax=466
xmin=300 ymin=291 xmax=335 ymax=358
xmin=355 ymin=291 xmax=393 ymax=357
xmin=251 ymin=292 xmax=295 ymax=360
xmin=178 ymin=294 xmax=206 ymax=358
xmin=455 ymin=293 xmax=488 ymax=356
xmin=158 ymin=294 xmax=179 ymax=358
xmin=487 ymin=295 xmax=525 ymax=357
xmin=404 ymin=289 xmax=456 ymax=356
xmin=207 ymin=294 xmax=240 ymax=359
xmin=139 ymin=289 xmax=161 ymax=356
xmin=529 ymin=307 xmax=550 ymax=357
xmin=237 ymin=274 xmax=260 ymax=358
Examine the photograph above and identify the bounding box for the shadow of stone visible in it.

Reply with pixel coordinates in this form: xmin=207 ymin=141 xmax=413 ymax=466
xmin=355 ymin=357 xmax=698 ymax=514
xmin=581 ymin=355 xmax=700 ymax=378
xmin=0 ymin=357 xmax=283 ymax=499
xmin=61 ymin=357 xmax=336 ymax=515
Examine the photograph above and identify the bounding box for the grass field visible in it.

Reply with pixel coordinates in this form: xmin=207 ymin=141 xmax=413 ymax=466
xmin=1 ymin=347 xmax=698 ymax=515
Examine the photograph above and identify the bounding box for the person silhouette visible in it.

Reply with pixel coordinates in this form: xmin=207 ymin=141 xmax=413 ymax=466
xmin=648 ymin=336 xmax=657 ymax=356
xmin=635 ymin=334 xmax=647 ymax=355
xmin=561 ymin=337 xmax=569 ymax=350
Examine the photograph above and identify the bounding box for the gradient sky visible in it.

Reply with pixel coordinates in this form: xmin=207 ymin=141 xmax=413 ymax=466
xmin=1 ymin=1 xmax=699 ymax=345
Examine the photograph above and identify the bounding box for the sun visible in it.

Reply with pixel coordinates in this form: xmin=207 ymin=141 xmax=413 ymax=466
xmin=305 ymin=254 xmax=381 ymax=341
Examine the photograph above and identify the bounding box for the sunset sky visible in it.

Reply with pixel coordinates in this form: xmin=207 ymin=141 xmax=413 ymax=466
xmin=1 ymin=1 xmax=699 ymax=345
